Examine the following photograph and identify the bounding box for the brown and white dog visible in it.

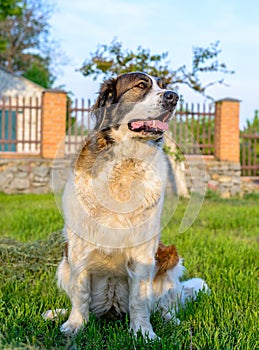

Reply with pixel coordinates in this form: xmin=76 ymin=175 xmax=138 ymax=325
xmin=46 ymin=72 xmax=208 ymax=339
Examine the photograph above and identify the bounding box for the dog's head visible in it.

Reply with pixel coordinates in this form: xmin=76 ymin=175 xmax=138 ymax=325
xmin=92 ymin=72 xmax=179 ymax=142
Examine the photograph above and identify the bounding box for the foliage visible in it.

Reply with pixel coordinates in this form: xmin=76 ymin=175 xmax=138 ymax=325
xmin=80 ymin=38 xmax=234 ymax=98
xmin=0 ymin=0 xmax=58 ymax=88
xmin=243 ymin=109 xmax=259 ymax=132
xmin=0 ymin=0 xmax=22 ymax=19
xmin=0 ymin=193 xmax=259 ymax=349
xmin=0 ymin=0 xmax=23 ymax=50
xmin=163 ymin=144 xmax=184 ymax=162
xmin=22 ymin=56 xmax=56 ymax=88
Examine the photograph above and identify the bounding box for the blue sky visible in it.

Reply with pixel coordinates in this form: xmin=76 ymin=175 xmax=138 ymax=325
xmin=50 ymin=0 xmax=259 ymax=128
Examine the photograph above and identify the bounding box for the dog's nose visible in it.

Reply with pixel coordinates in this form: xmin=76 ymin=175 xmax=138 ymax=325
xmin=163 ymin=91 xmax=179 ymax=106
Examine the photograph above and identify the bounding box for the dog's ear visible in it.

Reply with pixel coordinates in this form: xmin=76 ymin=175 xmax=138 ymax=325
xmin=92 ymin=78 xmax=117 ymax=112
xmin=91 ymin=78 xmax=117 ymax=130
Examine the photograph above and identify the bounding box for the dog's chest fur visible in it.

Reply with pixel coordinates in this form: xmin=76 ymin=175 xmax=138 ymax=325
xmin=64 ymin=138 xmax=168 ymax=249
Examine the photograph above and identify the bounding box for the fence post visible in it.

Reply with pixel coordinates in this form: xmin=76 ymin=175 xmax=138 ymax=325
xmin=41 ymin=90 xmax=67 ymax=159
xmin=214 ymin=98 xmax=240 ymax=163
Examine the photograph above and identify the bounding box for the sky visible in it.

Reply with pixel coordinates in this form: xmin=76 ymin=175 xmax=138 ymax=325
xmin=50 ymin=0 xmax=259 ymax=128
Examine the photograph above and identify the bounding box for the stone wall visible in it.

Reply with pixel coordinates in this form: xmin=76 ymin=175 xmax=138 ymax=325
xmin=240 ymin=177 xmax=259 ymax=195
xmin=0 ymin=158 xmax=182 ymax=196
xmin=1 ymin=157 xmax=258 ymax=198
xmin=185 ymin=156 xmax=241 ymax=198
xmin=0 ymin=159 xmax=71 ymax=194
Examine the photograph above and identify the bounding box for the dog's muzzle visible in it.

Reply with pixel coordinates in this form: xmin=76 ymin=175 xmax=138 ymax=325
xmin=128 ymin=90 xmax=179 ymax=135
xmin=162 ymin=91 xmax=179 ymax=110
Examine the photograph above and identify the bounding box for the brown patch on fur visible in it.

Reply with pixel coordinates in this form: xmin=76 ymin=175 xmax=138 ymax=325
xmin=154 ymin=242 xmax=179 ymax=280
xmin=75 ymin=131 xmax=114 ymax=173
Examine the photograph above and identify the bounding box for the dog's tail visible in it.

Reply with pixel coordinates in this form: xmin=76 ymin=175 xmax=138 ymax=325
xmin=180 ymin=278 xmax=209 ymax=305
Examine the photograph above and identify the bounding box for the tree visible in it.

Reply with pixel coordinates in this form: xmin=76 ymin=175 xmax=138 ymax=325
xmin=22 ymin=55 xmax=56 ymax=88
xmin=80 ymin=38 xmax=234 ymax=99
xmin=0 ymin=0 xmax=23 ymax=51
xmin=0 ymin=0 xmax=58 ymax=88
xmin=0 ymin=0 xmax=22 ymax=19
xmin=243 ymin=110 xmax=259 ymax=132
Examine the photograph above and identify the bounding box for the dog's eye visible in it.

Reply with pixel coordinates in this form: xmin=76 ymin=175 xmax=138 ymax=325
xmin=136 ymin=82 xmax=147 ymax=89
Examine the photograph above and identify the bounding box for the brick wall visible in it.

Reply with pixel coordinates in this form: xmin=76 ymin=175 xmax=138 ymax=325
xmin=215 ymin=98 xmax=240 ymax=163
xmin=41 ymin=90 xmax=67 ymax=159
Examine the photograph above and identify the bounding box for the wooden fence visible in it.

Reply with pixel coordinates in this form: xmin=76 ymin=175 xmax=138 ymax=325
xmin=171 ymin=102 xmax=214 ymax=155
xmin=65 ymin=98 xmax=91 ymax=155
xmin=2 ymin=93 xmax=258 ymax=178
xmin=240 ymin=129 xmax=259 ymax=176
xmin=0 ymin=96 xmax=42 ymax=153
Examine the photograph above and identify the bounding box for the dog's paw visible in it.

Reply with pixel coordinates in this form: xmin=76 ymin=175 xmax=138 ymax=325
xmin=42 ymin=308 xmax=68 ymax=320
xmin=60 ymin=320 xmax=84 ymax=334
xmin=130 ymin=321 xmax=159 ymax=340
xmin=163 ymin=312 xmax=180 ymax=325
xmin=142 ymin=329 xmax=158 ymax=340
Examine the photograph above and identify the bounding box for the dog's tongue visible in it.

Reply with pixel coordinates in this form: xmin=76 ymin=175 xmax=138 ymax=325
xmin=130 ymin=120 xmax=169 ymax=131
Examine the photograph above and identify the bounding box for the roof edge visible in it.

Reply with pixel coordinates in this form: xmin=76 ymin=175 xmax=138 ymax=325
xmin=0 ymin=64 xmax=45 ymax=90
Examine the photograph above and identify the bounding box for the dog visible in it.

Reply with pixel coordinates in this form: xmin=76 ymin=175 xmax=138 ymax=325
xmin=49 ymin=72 xmax=207 ymax=339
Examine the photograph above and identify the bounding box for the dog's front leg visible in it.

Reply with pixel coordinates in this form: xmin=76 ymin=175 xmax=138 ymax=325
xmin=128 ymin=258 xmax=157 ymax=339
xmin=60 ymin=267 xmax=91 ymax=334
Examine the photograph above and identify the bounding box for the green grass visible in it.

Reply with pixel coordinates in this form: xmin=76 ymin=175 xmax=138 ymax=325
xmin=0 ymin=193 xmax=63 ymax=242
xmin=0 ymin=192 xmax=258 ymax=349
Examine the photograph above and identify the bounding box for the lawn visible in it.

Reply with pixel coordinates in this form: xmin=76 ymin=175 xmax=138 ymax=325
xmin=0 ymin=192 xmax=258 ymax=349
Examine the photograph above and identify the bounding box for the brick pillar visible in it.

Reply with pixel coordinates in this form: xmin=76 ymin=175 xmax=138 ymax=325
xmin=41 ymin=90 xmax=67 ymax=159
xmin=214 ymin=98 xmax=240 ymax=162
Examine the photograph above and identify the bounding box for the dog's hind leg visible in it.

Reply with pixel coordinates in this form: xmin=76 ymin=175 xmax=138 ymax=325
xmin=180 ymin=278 xmax=209 ymax=305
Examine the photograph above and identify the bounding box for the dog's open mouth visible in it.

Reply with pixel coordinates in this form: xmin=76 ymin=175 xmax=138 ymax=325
xmin=128 ymin=112 xmax=171 ymax=134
